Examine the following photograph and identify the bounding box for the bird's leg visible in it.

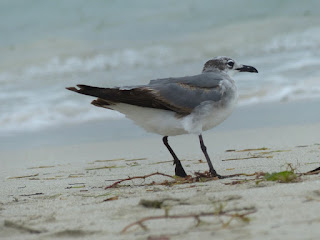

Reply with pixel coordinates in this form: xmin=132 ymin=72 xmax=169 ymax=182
xmin=198 ymin=134 xmax=223 ymax=178
xmin=162 ymin=136 xmax=187 ymax=177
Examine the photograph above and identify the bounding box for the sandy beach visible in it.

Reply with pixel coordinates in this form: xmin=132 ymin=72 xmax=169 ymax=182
xmin=1 ymin=100 xmax=320 ymax=240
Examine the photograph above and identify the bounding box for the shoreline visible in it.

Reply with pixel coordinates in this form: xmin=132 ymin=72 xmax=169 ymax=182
xmin=2 ymin=98 xmax=320 ymax=151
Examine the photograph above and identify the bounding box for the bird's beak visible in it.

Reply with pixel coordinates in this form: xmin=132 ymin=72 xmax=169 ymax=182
xmin=236 ymin=65 xmax=258 ymax=73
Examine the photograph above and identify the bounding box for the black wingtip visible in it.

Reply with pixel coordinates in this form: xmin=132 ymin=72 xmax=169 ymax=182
xmin=66 ymin=85 xmax=89 ymax=92
xmin=66 ymin=86 xmax=78 ymax=92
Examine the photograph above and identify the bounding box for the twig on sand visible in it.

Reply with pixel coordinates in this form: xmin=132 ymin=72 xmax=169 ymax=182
xmin=105 ymin=172 xmax=174 ymax=189
xmin=105 ymin=167 xmax=319 ymax=190
xmin=105 ymin=167 xmax=318 ymax=189
xmin=104 ymin=171 xmax=265 ymax=189
xmin=121 ymin=209 xmax=256 ymax=233
xmin=4 ymin=220 xmax=44 ymax=234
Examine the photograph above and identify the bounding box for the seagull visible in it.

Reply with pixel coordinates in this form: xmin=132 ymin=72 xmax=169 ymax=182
xmin=67 ymin=56 xmax=258 ymax=178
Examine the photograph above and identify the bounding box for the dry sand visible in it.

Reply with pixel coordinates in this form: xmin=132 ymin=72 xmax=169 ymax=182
xmin=1 ymin=119 xmax=320 ymax=240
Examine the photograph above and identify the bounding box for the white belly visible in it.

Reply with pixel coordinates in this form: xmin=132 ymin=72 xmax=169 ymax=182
xmin=181 ymin=98 xmax=237 ymax=135
xmin=109 ymin=103 xmax=187 ymax=136
xmin=107 ymin=96 xmax=237 ymax=136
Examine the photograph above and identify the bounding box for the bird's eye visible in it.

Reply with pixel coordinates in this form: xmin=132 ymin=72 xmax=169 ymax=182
xmin=227 ymin=61 xmax=234 ymax=68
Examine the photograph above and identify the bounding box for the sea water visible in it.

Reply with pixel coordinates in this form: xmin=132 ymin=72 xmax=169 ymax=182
xmin=1 ymin=0 xmax=320 ymax=134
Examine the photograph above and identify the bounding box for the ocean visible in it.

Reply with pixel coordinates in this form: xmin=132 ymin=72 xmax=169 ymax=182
xmin=1 ymin=0 xmax=320 ymax=134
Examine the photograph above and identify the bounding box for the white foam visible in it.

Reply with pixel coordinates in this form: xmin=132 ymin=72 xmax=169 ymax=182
xmin=0 ymin=103 xmax=124 ymax=134
xmin=20 ymin=46 xmax=172 ymax=77
xmin=264 ymin=27 xmax=320 ymax=53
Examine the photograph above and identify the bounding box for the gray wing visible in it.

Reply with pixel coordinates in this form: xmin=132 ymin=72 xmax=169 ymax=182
xmin=67 ymin=72 xmax=228 ymax=116
xmin=144 ymin=72 xmax=227 ymax=114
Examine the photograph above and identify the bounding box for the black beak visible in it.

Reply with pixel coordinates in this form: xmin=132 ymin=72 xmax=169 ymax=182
xmin=236 ymin=65 xmax=258 ymax=73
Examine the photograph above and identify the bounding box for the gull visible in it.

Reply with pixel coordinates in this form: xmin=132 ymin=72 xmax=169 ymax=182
xmin=67 ymin=56 xmax=258 ymax=178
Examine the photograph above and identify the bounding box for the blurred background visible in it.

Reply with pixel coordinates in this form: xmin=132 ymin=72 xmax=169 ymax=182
xmin=1 ymin=0 xmax=320 ymax=138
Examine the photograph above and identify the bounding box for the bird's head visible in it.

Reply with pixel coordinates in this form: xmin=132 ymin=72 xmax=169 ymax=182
xmin=202 ymin=56 xmax=258 ymax=76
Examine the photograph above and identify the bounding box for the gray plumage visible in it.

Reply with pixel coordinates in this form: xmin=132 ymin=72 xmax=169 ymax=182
xmin=68 ymin=70 xmax=233 ymax=116
xmin=67 ymin=56 xmax=258 ymax=178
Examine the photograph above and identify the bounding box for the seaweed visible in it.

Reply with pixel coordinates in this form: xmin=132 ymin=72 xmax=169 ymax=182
xmin=264 ymin=171 xmax=297 ymax=183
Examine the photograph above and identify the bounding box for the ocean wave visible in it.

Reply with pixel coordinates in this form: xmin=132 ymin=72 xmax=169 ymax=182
xmin=0 ymin=102 xmax=123 ymax=134
xmin=263 ymin=27 xmax=320 ymax=53
xmin=239 ymin=76 xmax=320 ymax=106
xmin=0 ymin=46 xmax=179 ymax=83
xmin=1 ymin=16 xmax=320 ymax=134
xmin=1 ymin=19 xmax=319 ymax=82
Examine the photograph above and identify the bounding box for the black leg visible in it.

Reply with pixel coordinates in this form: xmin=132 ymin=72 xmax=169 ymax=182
xmin=199 ymin=134 xmax=222 ymax=178
xmin=162 ymin=136 xmax=187 ymax=177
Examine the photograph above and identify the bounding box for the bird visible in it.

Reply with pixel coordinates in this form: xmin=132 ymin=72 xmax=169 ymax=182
xmin=67 ymin=56 xmax=258 ymax=178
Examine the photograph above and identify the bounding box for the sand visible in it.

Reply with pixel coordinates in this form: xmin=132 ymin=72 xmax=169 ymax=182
xmin=1 ymin=101 xmax=320 ymax=240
